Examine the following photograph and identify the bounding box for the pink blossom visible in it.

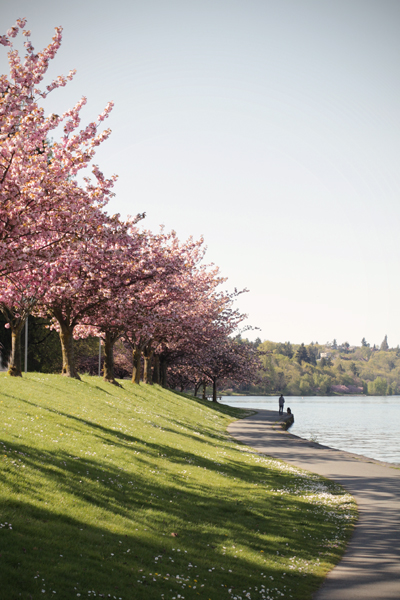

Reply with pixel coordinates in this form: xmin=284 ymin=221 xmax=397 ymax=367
xmin=7 ymin=27 xmax=19 ymax=38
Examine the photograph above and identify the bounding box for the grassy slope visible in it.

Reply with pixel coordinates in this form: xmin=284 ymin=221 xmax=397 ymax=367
xmin=0 ymin=374 xmax=357 ymax=600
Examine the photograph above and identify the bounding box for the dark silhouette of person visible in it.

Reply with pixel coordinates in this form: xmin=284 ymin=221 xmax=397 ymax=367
xmin=282 ymin=407 xmax=294 ymax=430
xmin=279 ymin=394 xmax=285 ymax=415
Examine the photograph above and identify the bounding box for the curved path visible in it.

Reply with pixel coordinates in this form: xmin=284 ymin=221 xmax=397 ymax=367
xmin=227 ymin=409 xmax=400 ymax=600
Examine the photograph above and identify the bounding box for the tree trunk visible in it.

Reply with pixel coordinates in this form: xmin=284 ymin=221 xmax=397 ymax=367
xmin=152 ymin=354 xmax=160 ymax=385
xmin=58 ymin=321 xmax=80 ymax=379
xmin=159 ymin=356 xmax=168 ymax=388
xmin=212 ymin=377 xmax=218 ymax=402
xmin=202 ymin=381 xmax=207 ymax=400
xmin=132 ymin=347 xmax=142 ymax=384
xmin=194 ymin=381 xmax=201 ymax=397
xmin=103 ymin=330 xmax=120 ymax=385
xmin=8 ymin=323 xmax=24 ymax=377
xmin=143 ymin=347 xmax=154 ymax=384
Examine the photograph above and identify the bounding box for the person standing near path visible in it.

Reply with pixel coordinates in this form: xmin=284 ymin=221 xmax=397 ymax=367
xmin=278 ymin=394 xmax=285 ymax=414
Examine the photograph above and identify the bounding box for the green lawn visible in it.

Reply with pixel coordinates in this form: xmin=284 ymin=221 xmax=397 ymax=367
xmin=0 ymin=373 xmax=357 ymax=600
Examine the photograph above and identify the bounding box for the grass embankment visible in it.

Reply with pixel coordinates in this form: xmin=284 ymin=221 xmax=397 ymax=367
xmin=0 ymin=374 xmax=357 ymax=600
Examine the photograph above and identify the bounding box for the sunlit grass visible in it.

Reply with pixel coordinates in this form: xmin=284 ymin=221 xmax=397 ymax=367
xmin=0 ymin=373 xmax=357 ymax=599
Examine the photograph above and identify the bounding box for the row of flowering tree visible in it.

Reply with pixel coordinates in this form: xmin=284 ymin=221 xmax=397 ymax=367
xmin=0 ymin=19 xmax=261 ymax=397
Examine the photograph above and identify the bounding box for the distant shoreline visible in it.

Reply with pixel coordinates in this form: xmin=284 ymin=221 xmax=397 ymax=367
xmin=220 ymin=392 xmax=372 ymax=397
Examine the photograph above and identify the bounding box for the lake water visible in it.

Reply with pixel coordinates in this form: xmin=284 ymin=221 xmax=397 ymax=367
xmin=219 ymin=395 xmax=400 ymax=465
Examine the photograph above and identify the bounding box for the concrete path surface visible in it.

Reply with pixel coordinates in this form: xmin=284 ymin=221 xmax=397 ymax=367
xmin=227 ymin=409 xmax=400 ymax=600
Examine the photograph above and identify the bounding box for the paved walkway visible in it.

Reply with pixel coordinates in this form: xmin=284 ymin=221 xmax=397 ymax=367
xmin=227 ymin=409 xmax=400 ymax=600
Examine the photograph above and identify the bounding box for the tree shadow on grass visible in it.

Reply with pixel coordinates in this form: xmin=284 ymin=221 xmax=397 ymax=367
xmin=3 ymin=393 xmax=351 ymax=499
xmin=6 ymin=395 xmax=269 ymax=485
xmin=0 ymin=484 xmax=331 ymax=600
xmin=0 ymin=495 xmax=330 ymax=600
xmin=1 ymin=435 xmax=322 ymax=522
xmin=1 ymin=436 xmax=346 ymax=589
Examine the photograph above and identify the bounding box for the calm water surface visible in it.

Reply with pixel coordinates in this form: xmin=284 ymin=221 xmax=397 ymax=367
xmin=220 ymin=395 xmax=400 ymax=465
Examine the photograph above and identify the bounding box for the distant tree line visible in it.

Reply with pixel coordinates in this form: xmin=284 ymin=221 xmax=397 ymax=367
xmin=223 ymin=336 xmax=400 ymax=396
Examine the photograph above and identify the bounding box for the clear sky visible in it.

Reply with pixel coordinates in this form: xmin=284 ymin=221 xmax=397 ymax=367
xmin=2 ymin=1 xmax=400 ymax=347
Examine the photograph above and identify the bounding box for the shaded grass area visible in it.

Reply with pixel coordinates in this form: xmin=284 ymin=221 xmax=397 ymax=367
xmin=0 ymin=374 xmax=357 ymax=600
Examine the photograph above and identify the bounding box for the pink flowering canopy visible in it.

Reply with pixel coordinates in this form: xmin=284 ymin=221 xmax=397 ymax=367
xmin=0 ymin=18 xmax=118 ymax=376
xmin=0 ymin=18 xmax=116 ymax=279
xmin=0 ymin=19 xmax=259 ymax=386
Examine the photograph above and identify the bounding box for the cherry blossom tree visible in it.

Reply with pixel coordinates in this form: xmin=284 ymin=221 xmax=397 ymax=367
xmin=157 ymin=278 xmax=249 ymax=390
xmin=0 ymin=19 xmax=115 ymax=276
xmin=198 ymin=335 xmax=262 ymax=401
xmin=73 ymin=227 xmax=167 ymax=385
xmin=117 ymin=232 xmax=204 ymax=383
xmin=119 ymin=234 xmax=227 ymax=385
xmin=71 ymin=230 xmax=197 ymax=386
xmin=119 ymin=233 xmax=250 ymax=390
xmin=34 ymin=212 xmax=148 ymax=379
xmin=0 ymin=19 xmax=117 ymax=375
xmin=167 ymin=333 xmax=261 ymax=400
